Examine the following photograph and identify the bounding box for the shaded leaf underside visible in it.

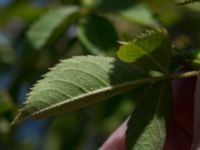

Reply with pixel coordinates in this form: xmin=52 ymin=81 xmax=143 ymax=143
xmin=117 ymin=29 xmax=173 ymax=150
xmin=126 ymin=82 xmax=173 ymax=150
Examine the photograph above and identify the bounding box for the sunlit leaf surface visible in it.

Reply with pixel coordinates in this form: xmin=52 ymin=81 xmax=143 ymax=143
xmin=12 ymin=56 xmax=153 ymax=124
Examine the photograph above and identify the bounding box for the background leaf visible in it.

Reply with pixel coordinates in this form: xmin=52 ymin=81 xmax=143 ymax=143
xmin=120 ymin=3 xmax=157 ymax=26
xmin=117 ymin=29 xmax=172 ymax=73
xmin=77 ymin=14 xmax=118 ymax=55
xmin=27 ymin=6 xmax=80 ymax=50
xmin=126 ymin=82 xmax=173 ymax=150
xmin=12 ymin=56 xmax=152 ymax=124
xmin=98 ymin=0 xmax=134 ymax=11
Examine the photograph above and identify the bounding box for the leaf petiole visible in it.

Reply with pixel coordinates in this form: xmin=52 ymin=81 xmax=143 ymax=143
xmin=146 ymin=70 xmax=199 ymax=83
xmin=169 ymin=70 xmax=199 ymax=80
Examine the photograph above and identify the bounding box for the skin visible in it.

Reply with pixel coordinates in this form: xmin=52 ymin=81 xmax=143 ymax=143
xmin=99 ymin=77 xmax=196 ymax=150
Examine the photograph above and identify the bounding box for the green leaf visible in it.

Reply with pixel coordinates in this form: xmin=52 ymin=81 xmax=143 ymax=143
xmin=117 ymin=29 xmax=172 ymax=73
xmin=77 ymin=15 xmax=118 ymax=55
xmin=98 ymin=0 xmax=134 ymax=11
xmin=12 ymin=56 xmax=155 ymax=124
xmin=126 ymin=82 xmax=173 ymax=150
xmin=120 ymin=3 xmax=157 ymax=26
xmin=27 ymin=6 xmax=80 ymax=50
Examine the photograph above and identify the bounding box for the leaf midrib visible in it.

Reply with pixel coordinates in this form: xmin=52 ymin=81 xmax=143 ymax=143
xmin=26 ymin=76 xmax=162 ymax=119
xmin=136 ymin=44 xmax=167 ymax=74
xmin=150 ymin=83 xmax=166 ymax=149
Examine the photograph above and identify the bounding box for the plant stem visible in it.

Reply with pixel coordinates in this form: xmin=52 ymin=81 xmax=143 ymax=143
xmin=169 ymin=70 xmax=200 ymax=80
xmin=176 ymin=0 xmax=200 ymax=6
xmin=127 ymin=71 xmax=200 ymax=89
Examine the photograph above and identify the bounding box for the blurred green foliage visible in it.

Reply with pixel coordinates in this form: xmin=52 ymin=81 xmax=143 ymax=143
xmin=0 ymin=0 xmax=200 ymax=149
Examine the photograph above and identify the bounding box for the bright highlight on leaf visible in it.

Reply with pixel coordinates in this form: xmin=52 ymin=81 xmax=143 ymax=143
xmin=27 ymin=6 xmax=80 ymax=49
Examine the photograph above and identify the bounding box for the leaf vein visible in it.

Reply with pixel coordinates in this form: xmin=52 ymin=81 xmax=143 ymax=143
xmin=137 ymin=45 xmax=167 ymax=73
xmin=61 ymin=68 xmax=109 ymax=86
xmin=51 ymin=79 xmax=89 ymax=93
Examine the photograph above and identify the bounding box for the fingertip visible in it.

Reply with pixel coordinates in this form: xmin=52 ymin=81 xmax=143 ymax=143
xmin=99 ymin=121 xmax=127 ymax=150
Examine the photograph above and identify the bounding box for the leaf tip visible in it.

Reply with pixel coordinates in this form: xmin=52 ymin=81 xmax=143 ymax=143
xmin=10 ymin=108 xmax=29 ymax=126
xmin=10 ymin=112 xmax=23 ymax=126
